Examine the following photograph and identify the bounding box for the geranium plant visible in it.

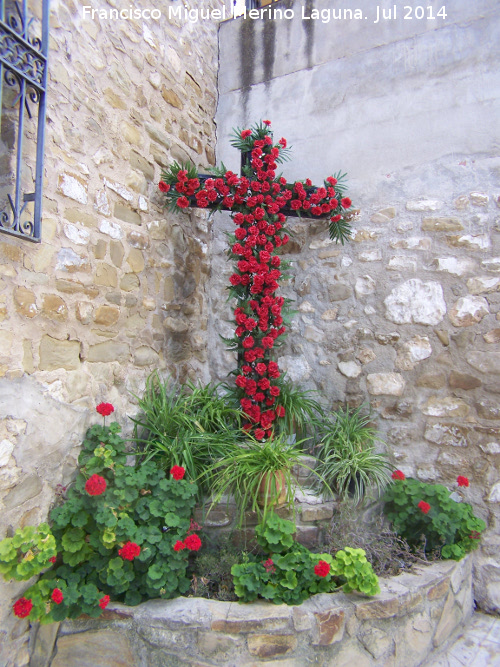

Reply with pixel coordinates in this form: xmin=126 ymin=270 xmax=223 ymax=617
xmin=159 ymin=120 xmax=355 ymax=440
xmin=0 ymin=406 xmax=201 ymax=624
xmin=231 ymin=512 xmax=379 ymax=604
xmin=383 ymin=472 xmax=486 ymax=560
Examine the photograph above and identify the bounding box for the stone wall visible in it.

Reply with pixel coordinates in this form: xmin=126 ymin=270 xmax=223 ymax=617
xmin=30 ymin=555 xmax=474 ymax=666
xmin=0 ymin=1 xmax=224 ymax=664
xmin=212 ymin=0 xmax=500 ymax=613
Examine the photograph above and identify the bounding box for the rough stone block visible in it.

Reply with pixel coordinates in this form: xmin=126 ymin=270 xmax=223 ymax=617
xmin=247 ymin=634 xmax=297 ymax=658
xmin=356 ymin=596 xmax=399 ymax=620
xmin=422 ymin=217 xmax=463 ymax=232
xmin=51 ymin=630 xmax=135 ymax=667
xmin=39 ymin=335 xmax=80 ymax=371
xmin=312 ymin=609 xmax=345 ymax=645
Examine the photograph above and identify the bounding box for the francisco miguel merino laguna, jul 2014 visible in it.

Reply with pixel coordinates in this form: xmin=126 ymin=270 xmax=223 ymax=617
xmin=82 ymin=4 xmax=448 ymax=23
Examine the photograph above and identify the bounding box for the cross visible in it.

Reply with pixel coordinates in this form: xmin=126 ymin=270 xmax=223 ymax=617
xmin=159 ymin=120 xmax=354 ymax=440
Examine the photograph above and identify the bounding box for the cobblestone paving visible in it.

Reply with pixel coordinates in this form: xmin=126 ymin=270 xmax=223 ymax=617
xmin=425 ymin=613 xmax=500 ymax=667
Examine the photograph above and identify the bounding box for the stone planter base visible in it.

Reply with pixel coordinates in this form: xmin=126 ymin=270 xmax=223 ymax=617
xmin=32 ymin=555 xmax=473 ymax=666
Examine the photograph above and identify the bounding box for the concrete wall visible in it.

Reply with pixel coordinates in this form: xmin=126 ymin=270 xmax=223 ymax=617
xmin=213 ymin=0 xmax=500 ymax=612
xmin=0 ymin=1 xmax=224 ymax=663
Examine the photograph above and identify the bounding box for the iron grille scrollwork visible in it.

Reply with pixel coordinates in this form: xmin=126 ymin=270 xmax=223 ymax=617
xmin=0 ymin=0 xmax=49 ymax=242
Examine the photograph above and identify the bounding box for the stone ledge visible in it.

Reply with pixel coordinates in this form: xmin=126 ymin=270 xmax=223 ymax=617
xmin=41 ymin=555 xmax=473 ymax=666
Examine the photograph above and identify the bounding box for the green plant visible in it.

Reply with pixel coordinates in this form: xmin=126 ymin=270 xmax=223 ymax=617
xmin=231 ymin=512 xmax=379 ymax=605
xmin=204 ymin=432 xmax=317 ymax=526
xmin=315 ymin=406 xmax=392 ymax=504
xmin=328 ymin=547 xmax=381 ymax=595
xmin=0 ymin=409 xmax=202 ymax=624
xmin=272 ymin=375 xmax=325 ymax=448
xmin=255 ymin=511 xmax=295 ymax=553
xmin=0 ymin=524 xmax=56 ymax=581
xmin=383 ymin=473 xmax=486 ymax=560
xmin=131 ymin=372 xmax=243 ymax=495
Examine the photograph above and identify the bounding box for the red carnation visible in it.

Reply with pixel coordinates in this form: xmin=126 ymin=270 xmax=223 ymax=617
xmin=170 ymin=465 xmax=185 ymax=480
xmin=51 ymin=588 xmax=64 ymax=605
xmin=99 ymin=594 xmax=110 ymax=610
xmin=341 ymin=197 xmax=352 ymax=209
xmin=173 ymin=540 xmax=186 ymax=552
xmin=158 ymin=180 xmax=170 ymax=193
xmin=457 ymin=476 xmax=469 ymax=487
xmin=314 ymin=560 xmax=330 ymax=578
xmin=418 ymin=501 xmax=431 ymax=515
xmin=118 ymin=541 xmax=141 ymax=561
xmin=263 ymin=120 xmax=271 ymax=126
xmin=241 ymin=129 xmax=252 ymax=139
xmin=278 ymin=137 xmax=287 ymax=148
xmin=392 ymin=470 xmax=405 ymax=481
xmin=276 ymin=405 xmax=285 ymax=418
xmin=13 ymin=597 xmax=33 ymax=618
xmin=85 ymin=474 xmax=107 ymax=496
xmin=254 ymin=428 xmax=265 ymax=440
xmin=184 ymin=534 xmax=202 ymax=552
xmin=96 ymin=402 xmax=114 ymax=417
xmin=177 ymin=196 xmax=190 ymax=209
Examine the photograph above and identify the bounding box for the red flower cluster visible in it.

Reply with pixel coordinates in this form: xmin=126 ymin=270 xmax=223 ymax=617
xmin=392 ymin=470 xmax=405 ymax=481
xmin=314 ymin=560 xmax=331 ymax=577
xmin=263 ymin=558 xmax=276 ymax=573
xmin=173 ymin=533 xmax=202 ymax=552
xmin=99 ymin=594 xmax=110 ymax=610
xmin=51 ymin=588 xmax=64 ymax=604
xmin=170 ymin=465 xmax=185 ymax=480
xmin=457 ymin=476 xmax=469 ymax=487
xmin=85 ymin=474 xmax=107 ymax=496
xmin=96 ymin=402 xmax=114 ymax=417
xmin=118 ymin=541 xmax=141 ymax=561
xmin=48 ymin=555 xmax=57 ymax=564
xmin=13 ymin=597 xmax=33 ymax=618
xmin=418 ymin=500 xmax=431 ymax=515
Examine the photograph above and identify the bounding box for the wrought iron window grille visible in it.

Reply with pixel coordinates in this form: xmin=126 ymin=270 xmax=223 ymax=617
xmin=0 ymin=0 xmax=49 ymax=242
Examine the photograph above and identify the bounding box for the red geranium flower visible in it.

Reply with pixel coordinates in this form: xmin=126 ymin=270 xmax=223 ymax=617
xmin=173 ymin=540 xmax=186 ymax=552
xmin=418 ymin=501 xmax=431 ymax=515
xmin=96 ymin=402 xmax=114 ymax=417
xmin=99 ymin=594 xmax=110 ymax=610
xmin=263 ymin=558 xmax=276 ymax=573
xmin=118 ymin=542 xmax=141 ymax=561
xmin=457 ymin=476 xmax=469 ymax=487
xmin=85 ymin=474 xmax=107 ymax=496
xmin=314 ymin=560 xmax=330 ymax=577
xmin=170 ymin=465 xmax=185 ymax=480
xmin=392 ymin=470 xmax=405 ymax=481
xmin=184 ymin=534 xmax=202 ymax=551
xmin=51 ymin=588 xmax=64 ymax=605
xmin=48 ymin=556 xmax=57 ymax=564
xmin=158 ymin=180 xmax=170 ymax=193
xmin=13 ymin=597 xmax=33 ymax=618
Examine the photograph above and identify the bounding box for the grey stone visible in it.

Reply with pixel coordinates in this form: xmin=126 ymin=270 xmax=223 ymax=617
xmin=3 ymin=474 xmax=42 ymax=508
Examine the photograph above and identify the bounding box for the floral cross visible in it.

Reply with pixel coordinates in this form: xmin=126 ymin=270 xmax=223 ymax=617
xmin=159 ymin=120 xmax=355 ymax=439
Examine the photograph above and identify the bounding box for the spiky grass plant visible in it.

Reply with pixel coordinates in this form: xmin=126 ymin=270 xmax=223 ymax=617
xmin=315 ymin=406 xmax=392 ymax=505
xmin=131 ymin=372 xmax=244 ymax=497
